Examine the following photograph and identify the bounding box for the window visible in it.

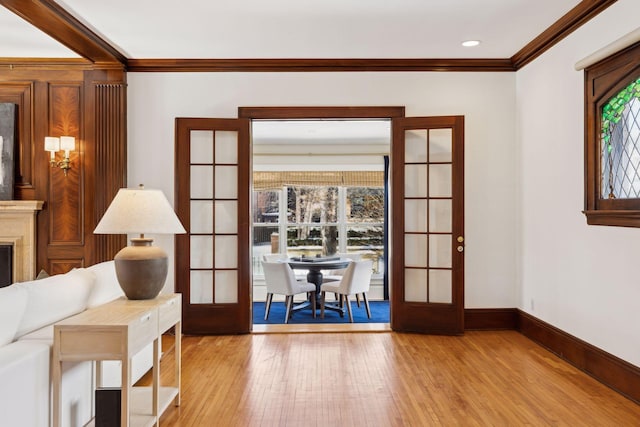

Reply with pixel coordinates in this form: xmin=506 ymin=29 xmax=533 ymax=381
xmin=584 ymin=41 xmax=640 ymax=227
xmin=253 ymin=185 xmax=385 ymax=276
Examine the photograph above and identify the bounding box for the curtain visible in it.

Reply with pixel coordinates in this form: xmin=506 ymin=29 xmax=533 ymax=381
xmin=253 ymin=171 xmax=384 ymax=190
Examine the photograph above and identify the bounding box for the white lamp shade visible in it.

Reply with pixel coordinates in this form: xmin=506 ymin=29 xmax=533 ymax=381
xmin=59 ymin=136 xmax=75 ymax=152
xmin=94 ymin=186 xmax=186 ymax=235
xmin=44 ymin=136 xmax=60 ymax=152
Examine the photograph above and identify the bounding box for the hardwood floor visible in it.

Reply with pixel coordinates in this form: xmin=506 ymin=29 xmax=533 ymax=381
xmin=151 ymin=331 xmax=640 ymax=426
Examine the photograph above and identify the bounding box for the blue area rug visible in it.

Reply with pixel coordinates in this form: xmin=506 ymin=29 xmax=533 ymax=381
xmin=253 ymin=300 xmax=389 ymax=324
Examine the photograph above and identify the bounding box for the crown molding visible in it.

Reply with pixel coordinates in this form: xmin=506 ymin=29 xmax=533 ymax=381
xmin=126 ymin=58 xmax=515 ymax=72
xmin=511 ymin=0 xmax=618 ymax=69
xmin=0 ymin=57 xmax=113 ymax=71
xmin=0 ymin=0 xmax=126 ymax=65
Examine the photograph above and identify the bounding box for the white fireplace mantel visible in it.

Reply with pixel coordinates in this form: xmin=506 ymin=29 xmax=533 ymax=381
xmin=0 ymin=200 xmax=44 ymax=283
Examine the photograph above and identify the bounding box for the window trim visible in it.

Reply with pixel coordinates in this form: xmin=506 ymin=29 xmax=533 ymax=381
xmin=584 ymin=40 xmax=640 ymax=227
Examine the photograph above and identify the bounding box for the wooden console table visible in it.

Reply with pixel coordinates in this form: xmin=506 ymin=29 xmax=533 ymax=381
xmin=52 ymin=293 xmax=181 ymax=427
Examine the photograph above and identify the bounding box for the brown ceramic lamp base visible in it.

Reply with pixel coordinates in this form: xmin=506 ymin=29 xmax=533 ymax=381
xmin=114 ymin=237 xmax=168 ymax=300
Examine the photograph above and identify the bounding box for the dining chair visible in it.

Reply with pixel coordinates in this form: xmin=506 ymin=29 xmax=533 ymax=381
xmin=263 ymin=253 xmax=287 ymax=262
xmin=322 ymin=252 xmax=362 ymax=303
xmin=320 ymin=260 xmax=373 ymax=323
xmin=322 ymin=252 xmax=361 ymax=282
xmin=262 ymin=261 xmax=316 ymax=323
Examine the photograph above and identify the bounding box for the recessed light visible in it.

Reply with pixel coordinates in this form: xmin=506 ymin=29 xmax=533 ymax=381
xmin=462 ymin=40 xmax=481 ymax=47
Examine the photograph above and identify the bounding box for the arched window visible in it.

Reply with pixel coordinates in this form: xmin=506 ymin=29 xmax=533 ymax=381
xmin=584 ymin=41 xmax=640 ymax=227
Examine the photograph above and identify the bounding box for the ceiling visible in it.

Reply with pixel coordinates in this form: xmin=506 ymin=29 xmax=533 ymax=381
xmin=0 ymin=0 xmax=583 ymax=60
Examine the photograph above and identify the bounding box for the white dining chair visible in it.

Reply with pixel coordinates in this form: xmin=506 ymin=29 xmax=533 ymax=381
xmin=262 ymin=261 xmax=316 ymax=323
xmin=322 ymin=252 xmax=361 ymax=282
xmin=320 ymin=260 xmax=373 ymax=323
xmin=263 ymin=253 xmax=287 ymax=262
xmin=322 ymin=252 xmax=362 ymax=303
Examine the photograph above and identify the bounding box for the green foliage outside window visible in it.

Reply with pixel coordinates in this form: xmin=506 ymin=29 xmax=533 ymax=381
xmin=602 ymin=78 xmax=640 ymax=152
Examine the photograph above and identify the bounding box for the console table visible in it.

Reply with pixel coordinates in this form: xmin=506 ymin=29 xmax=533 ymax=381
xmin=52 ymin=293 xmax=181 ymax=427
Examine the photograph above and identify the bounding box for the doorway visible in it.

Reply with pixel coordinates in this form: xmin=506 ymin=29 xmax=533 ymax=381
xmin=251 ymin=119 xmax=391 ymax=326
xmin=174 ymin=106 xmax=465 ymax=335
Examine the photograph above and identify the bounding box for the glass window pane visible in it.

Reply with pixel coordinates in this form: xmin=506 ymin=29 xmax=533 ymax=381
xmin=215 ymin=270 xmax=238 ymax=303
xmin=601 ymin=95 xmax=640 ymax=199
xmin=286 ymin=187 xmax=338 ymax=224
xmin=190 ymin=130 xmax=213 ymax=164
xmin=404 ymin=199 xmax=427 ymax=233
xmin=405 ymin=234 xmax=427 ymax=268
xmin=346 ymin=187 xmax=384 ymax=223
xmin=429 ymin=164 xmax=452 ymax=198
xmin=214 ymin=131 xmax=238 ymax=164
xmin=429 ymin=270 xmax=452 ymax=303
xmin=190 ymin=270 xmax=213 ymax=304
xmin=190 ymin=165 xmax=213 ymax=199
xmin=405 ymin=129 xmax=428 ymax=163
xmin=346 ymin=225 xmax=383 ymax=250
xmin=429 ymin=199 xmax=452 ymax=233
xmin=404 ymin=164 xmax=427 ymax=198
xmin=405 ymin=268 xmax=427 ymax=302
xmin=215 ymin=166 xmax=237 ymax=199
xmin=215 ymin=236 xmax=237 ymax=268
xmin=253 ymin=226 xmax=280 ymax=275
xmin=190 ymin=200 xmax=213 ymax=234
xmin=429 ymin=129 xmax=452 ymax=163
xmin=190 ymin=236 xmax=213 ymax=269
xmin=215 ymin=201 xmax=237 ymax=234
xmin=253 ymin=190 xmax=280 ymax=223
xmin=429 ymin=234 xmax=452 ymax=268
xmin=286 ymin=225 xmax=337 ymax=255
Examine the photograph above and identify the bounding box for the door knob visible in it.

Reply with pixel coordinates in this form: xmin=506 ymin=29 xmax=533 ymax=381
xmin=457 ymin=246 xmax=464 ymax=252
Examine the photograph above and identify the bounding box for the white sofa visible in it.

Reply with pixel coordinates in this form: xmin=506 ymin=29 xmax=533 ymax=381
xmin=0 ymin=261 xmax=154 ymax=427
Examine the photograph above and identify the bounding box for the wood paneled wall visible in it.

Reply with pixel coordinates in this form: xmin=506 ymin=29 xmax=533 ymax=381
xmin=0 ymin=65 xmax=127 ymax=274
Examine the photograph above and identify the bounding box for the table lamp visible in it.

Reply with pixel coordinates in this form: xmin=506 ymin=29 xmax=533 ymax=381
xmin=94 ymin=184 xmax=186 ymax=299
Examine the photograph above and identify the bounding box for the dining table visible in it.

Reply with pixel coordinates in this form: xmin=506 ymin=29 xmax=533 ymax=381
xmin=287 ymin=256 xmax=351 ymax=311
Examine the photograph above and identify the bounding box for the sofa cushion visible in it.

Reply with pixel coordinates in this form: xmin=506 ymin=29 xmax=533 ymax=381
xmin=14 ymin=268 xmax=96 ymax=338
xmin=86 ymin=260 xmax=125 ymax=308
xmin=0 ymin=285 xmax=28 ymax=346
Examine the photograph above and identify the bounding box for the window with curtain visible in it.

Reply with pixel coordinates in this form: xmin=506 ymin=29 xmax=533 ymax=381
xmin=584 ymin=40 xmax=640 ymax=227
xmin=252 ymin=171 xmax=384 ymax=275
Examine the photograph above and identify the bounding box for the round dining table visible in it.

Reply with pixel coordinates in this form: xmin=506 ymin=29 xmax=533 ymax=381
xmin=287 ymin=257 xmax=351 ymax=308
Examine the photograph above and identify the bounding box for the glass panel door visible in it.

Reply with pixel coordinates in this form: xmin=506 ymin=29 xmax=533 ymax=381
xmin=175 ymin=118 xmax=250 ymax=334
xmin=392 ymin=116 xmax=464 ymax=334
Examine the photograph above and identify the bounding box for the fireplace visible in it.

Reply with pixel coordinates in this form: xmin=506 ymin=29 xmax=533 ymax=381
xmin=0 ymin=201 xmax=43 ymax=284
xmin=0 ymin=244 xmax=12 ymax=287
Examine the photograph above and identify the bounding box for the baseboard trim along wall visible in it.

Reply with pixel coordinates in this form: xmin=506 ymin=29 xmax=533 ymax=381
xmin=464 ymin=308 xmax=519 ymax=330
xmin=517 ymin=310 xmax=640 ymax=405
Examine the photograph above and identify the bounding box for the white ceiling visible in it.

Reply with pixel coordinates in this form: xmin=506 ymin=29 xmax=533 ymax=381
xmin=0 ymin=0 xmax=581 ymax=59
xmin=253 ymin=120 xmax=390 ymax=145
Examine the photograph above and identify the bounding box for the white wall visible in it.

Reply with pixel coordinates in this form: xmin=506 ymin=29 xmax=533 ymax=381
xmin=516 ymin=0 xmax=640 ymax=366
xmin=128 ymin=71 xmax=517 ymax=308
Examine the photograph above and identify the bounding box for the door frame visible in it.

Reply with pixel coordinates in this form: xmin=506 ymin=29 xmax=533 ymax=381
xmin=172 ymin=106 xmax=466 ymax=334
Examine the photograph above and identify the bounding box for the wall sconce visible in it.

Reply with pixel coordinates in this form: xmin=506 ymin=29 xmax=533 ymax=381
xmin=44 ymin=136 xmax=75 ymax=176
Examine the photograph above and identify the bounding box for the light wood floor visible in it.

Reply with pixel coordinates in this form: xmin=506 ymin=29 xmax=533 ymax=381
xmin=152 ymin=331 xmax=640 ymax=426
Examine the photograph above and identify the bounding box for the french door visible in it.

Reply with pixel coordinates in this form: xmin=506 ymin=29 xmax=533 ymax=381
xmin=391 ymin=116 xmax=465 ymax=334
xmin=175 ymin=118 xmax=251 ymax=334
xmin=174 ymin=109 xmax=464 ymax=335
